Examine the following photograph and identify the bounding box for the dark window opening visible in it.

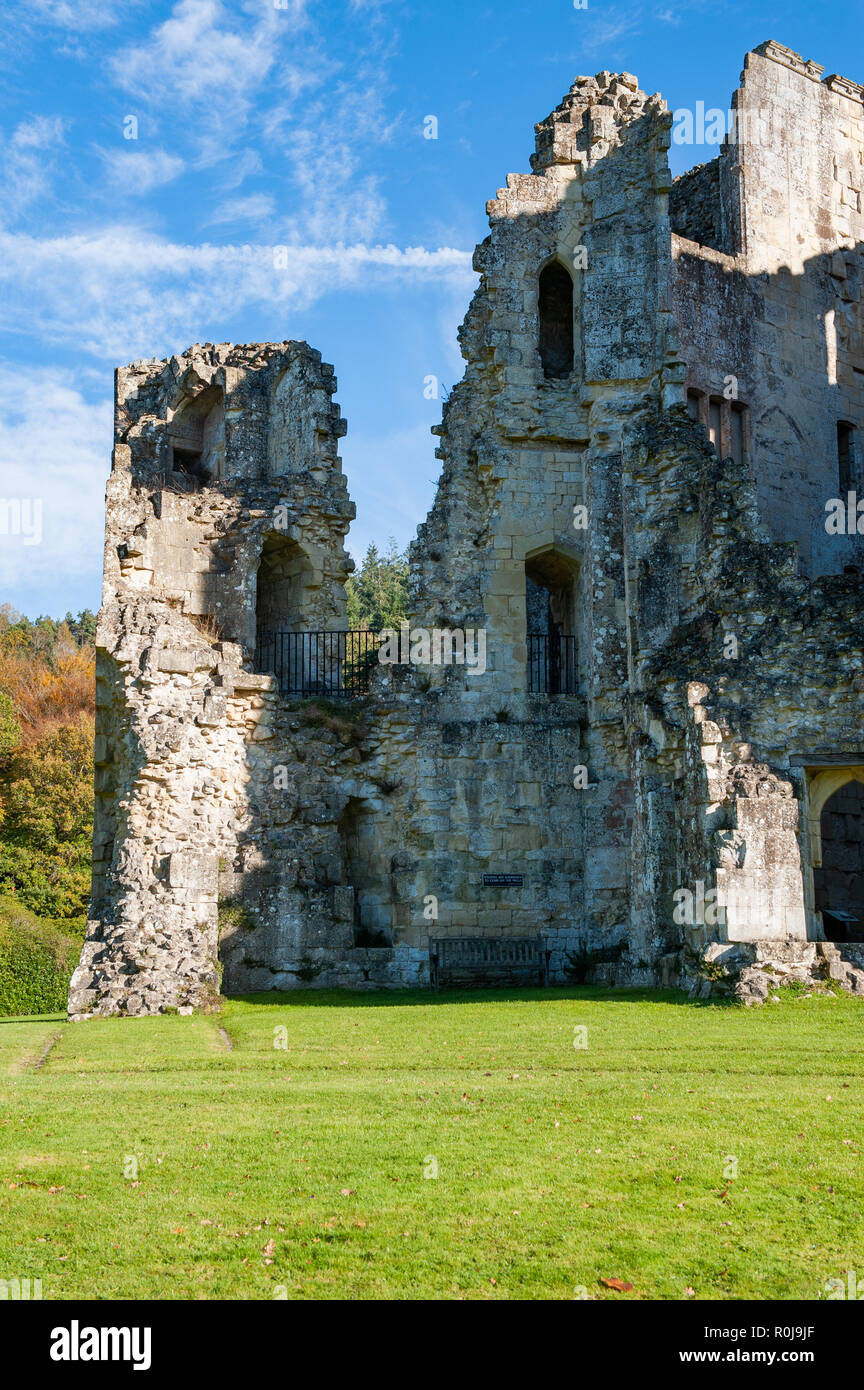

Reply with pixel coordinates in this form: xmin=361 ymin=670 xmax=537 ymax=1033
xmin=814 ymin=779 xmax=864 ymax=942
xmin=688 ymin=391 xmax=747 ymax=465
xmin=172 ymin=446 xmax=207 ymax=481
xmin=838 ymin=422 xmax=855 ymax=494
xmin=730 ymin=403 xmax=746 ymax=467
xmin=255 ymin=531 xmax=312 ymax=679
xmin=538 ymin=261 xmax=574 ymax=379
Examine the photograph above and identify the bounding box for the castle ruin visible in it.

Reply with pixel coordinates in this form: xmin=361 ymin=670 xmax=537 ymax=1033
xmin=69 ymin=40 xmax=864 ymax=1018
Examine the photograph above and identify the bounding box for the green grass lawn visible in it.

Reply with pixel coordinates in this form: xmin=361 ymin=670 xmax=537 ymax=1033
xmin=0 ymin=987 xmax=862 ymax=1300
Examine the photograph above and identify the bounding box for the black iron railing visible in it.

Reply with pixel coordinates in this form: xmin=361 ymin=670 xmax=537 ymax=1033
xmin=256 ymin=629 xmax=577 ymax=697
xmin=527 ymin=632 xmax=578 ymax=695
xmin=255 ymin=630 xmax=381 ymax=697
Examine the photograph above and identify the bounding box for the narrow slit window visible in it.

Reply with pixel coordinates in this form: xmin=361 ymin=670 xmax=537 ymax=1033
xmin=838 ymin=422 xmax=855 ymax=494
xmin=708 ymin=398 xmax=722 ymax=455
xmin=538 ymin=262 xmax=574 ymax=379
xmin=730 ymin=403 xmax=746 ymax=467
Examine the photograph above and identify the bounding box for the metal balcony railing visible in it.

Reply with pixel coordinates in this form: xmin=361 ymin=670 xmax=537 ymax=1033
xmin=527 ymin=632 xmax=578 ymax=695
xmin=255 ymin=629 xmax=579 ymax=697
xmin=255 ymin=630 xmax=381 ymax=697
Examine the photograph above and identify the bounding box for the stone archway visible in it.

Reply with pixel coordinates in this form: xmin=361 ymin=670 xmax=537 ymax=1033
xmin=524 ymin=544 xmax=579 ymax=694
xmin=807 ymin=767 xmax=864 ymax=942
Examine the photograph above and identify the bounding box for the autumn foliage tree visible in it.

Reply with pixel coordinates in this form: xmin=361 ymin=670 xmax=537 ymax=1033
xmin=0 ymin=606 xmax=96 ymax=920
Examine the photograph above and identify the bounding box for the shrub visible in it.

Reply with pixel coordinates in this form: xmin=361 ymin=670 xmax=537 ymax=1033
xmin=0 ymin=896 xmax=79 ymax=1016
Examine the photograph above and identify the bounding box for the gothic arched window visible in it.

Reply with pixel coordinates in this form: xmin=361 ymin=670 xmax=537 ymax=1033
xmin=538 ymin=261 xmax=574 ymax=379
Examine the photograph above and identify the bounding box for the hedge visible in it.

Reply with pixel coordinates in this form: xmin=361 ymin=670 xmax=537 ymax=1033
xmin=0 ymin=896 xmax=81 ymax=1016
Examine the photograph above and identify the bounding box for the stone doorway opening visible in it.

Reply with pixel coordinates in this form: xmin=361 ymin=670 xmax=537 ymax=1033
xmin=338 ymin=797 xmax=393 ymax=947
xmin=807 ymin=769 xmax=864 ymax=942
xmin=525 ymin=548 xmax=578 ymax=694
xmin=255 ymin=532 xmax=309 ymax=636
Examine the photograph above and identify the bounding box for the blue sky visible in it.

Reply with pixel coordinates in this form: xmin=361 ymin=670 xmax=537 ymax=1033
xmin=0 ymin=0 xmax=858 ymax=618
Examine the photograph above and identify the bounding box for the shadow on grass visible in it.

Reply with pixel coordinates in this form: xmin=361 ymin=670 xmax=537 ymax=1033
xmin=224 ymin=985 xmax=737 ymax=1010
xmin=0 ymin=1012 xmax=66 ymax=1026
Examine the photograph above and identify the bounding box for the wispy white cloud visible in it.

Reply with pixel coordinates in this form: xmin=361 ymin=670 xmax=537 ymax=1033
xmin=544 ymin=3 xmax=648 ymax=65
xmin=112 ymin=0 xmax=276 ymax=104
xmin=20 ymin=0 xmax=135 ymax=31
xmin=205 ymin=194 xmax=276 ymax=226
xmin=0 ymin=226 xmax=475 ymax=360
xmin=0 ymin=116 xmax=65 ymax=224
xmin=0 ymin=365 xmax=110 ymax=591
xmin=110 ymin=0 xmax=316 ymax=163
xmin=98 ymin=147 xmax=186 ymax=194
xmin=108 ymin=0 xmax=391 ymax=242
xmin=265 ymin=76 xmax=399 ymax=244
xmin=218 ymin=148 xmax=264 ymax=191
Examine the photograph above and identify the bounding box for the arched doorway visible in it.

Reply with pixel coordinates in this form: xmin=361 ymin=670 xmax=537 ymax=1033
xmin=525 ymin=548 xmax=578 ymax=694
xmin=814 ymin=779 xmax=864 ymax=941
xmin=808 ymin=769 xmax=864 ymax=941
xmin=255 ymin=532 xmax=315 ymax=691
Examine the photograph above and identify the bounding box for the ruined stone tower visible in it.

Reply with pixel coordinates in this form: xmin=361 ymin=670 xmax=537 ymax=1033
xmin=69 ymin=40 xmax=864 ymax=1018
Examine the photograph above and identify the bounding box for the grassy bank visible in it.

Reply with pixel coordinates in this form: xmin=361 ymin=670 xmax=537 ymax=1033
xmin=0 ymin=987 xmax=862 ymax=1299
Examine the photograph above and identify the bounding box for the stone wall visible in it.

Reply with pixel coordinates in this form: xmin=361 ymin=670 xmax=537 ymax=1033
xmin=69 ymin=343 xmax=356 ymax=1018
xmin=671 ymin=39 xmax=864 ymax=577
xmin=669 ymin=159 xmax=724 ymax=251
xmin=71 ymin=41 xmax=864 ymax=1017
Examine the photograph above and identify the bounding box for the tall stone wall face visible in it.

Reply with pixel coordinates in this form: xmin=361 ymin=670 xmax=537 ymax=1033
xmin=619 ymin=384 xmax=864 ymax=998
xmin=68 ymin=343 xmax=355 ymax=1018
xmin=217 ymin=678 xmax=591 ymax=993
xmin=670 ymin=40 xmax=864 ymax=577
xmin=72 ymin=45 xmax=864 ymax=1017
xmin=405 ymin=71 xmax=680 ymax=973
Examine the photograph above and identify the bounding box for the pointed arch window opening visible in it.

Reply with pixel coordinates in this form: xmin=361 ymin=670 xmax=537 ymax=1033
xmin=538 ymin=260 xmax=575 ymax=380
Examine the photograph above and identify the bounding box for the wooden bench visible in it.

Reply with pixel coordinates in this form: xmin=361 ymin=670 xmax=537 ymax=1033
xmin=429 ymin=936 xmax=550 ymax=991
